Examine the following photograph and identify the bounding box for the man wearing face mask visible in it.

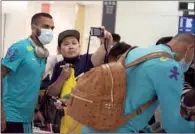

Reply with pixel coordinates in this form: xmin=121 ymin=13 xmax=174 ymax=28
xmin=1 ymin=13 xmax=54 ymax=133
xmin=82 ymin=33 xmax=195 ymax=133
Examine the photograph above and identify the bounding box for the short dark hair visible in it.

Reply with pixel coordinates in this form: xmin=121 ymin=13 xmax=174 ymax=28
xmin=108 ymin=42 xmax=131 ymax=59
xmin=156 ymin=36 xmax=173 ymax=45
xmin=112 ymin=33 xmax=121 ymax=42
xmin=173 ymin=32 xmax=195 ymax=45
xmin=31 ymin=13 xmax=53 ymax=25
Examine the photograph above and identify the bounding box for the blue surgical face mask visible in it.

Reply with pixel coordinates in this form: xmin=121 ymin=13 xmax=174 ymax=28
xmin=34 ymin=25 xmax=53 ymax=45
xmin=178 ymin=59 xmax=192 ymax=73
xmin=38 ymin=28 xmax=53 ymax=45
xmin=178 ymin=47 xmax=194 ymax=73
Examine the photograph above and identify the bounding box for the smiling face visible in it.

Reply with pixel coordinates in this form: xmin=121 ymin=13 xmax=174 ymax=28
xmin=58 ymin=36 xmax=80 ymax=58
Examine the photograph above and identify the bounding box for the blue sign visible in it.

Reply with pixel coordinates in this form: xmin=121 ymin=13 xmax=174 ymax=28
xmin=178 ymin=16 xmax=195 ymax=34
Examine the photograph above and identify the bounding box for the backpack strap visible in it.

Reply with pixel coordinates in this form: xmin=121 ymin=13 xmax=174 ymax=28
xmin=118 ymin=51 xmax=174 ymax=126
xmin=117 ymin=97 xmax=158 ymax=127
xmin=117 ymin=46 xmax=138 ymax=64
xmin=126 ymin=51 xmax=174 ymax=68
xmin=123 ymin=96 xmax=158 ymax=123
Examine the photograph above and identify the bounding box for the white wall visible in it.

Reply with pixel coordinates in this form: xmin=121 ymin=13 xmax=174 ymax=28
xmin=2 ymin=1 xmax=28 ymax=56
xmin=2 ymin=1 xmax=183 ymax=56
xmin=1 ymin=13 xmax=5 ymax=58
xmin=2 ymin=1 xmax=77 ymax=56
xmin=81 ymin=3 xmax=103 ymax=54
xmin=81 ymin=1 xmax=183 ymax=52
xmin=116 ymin=1 xmax=182 ymax=47
xmin=46 ymin=4 xmax=76 ymax=55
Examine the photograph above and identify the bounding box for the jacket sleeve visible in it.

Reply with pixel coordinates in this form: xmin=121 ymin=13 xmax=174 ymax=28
xmin=146 ymin=62 xmax=195 ymax=133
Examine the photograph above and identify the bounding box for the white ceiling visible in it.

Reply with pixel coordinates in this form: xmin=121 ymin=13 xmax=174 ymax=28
xmin=2 ymin=1 xmax=102 ymax=13
xmin=35 ymin=1 xmax=102 ymax=6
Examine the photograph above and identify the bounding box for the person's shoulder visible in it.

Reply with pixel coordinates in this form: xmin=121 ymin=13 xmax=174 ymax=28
xmin=10 ymin=38 xmax=30 ymax=51
xmin=145 ymin=57 xmax=182 ymax=78
xmin=147 ymin=57 xmax=180 ymax=69
xmin=141 ymin=45 xmax=178 ymax=69
xmin=13 ymin=38 xmax=31 ymax=46
xmin=5 ymin=38 xmax=30 ymax=58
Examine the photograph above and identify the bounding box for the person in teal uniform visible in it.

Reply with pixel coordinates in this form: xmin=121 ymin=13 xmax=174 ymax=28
xmin=82 ymin=32 xmax=195 ymax=133
xmin=1 ymin=13 xmax=54 ymax=133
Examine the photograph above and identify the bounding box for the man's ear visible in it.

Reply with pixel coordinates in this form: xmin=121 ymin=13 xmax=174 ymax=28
xmin=32 ymin=25 xmax=41 ymax=36
xmin=31 ymin=25 xmax=36 ymax=34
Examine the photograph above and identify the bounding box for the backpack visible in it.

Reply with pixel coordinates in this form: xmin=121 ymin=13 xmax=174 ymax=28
xmin=67 ymin=48 xmax=173 ymax=131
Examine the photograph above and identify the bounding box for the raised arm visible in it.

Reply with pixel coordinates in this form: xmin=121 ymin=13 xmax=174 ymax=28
xmin=47 ymin=64 xmax=72 ymax=96
xmin=91 ymin=27 xmax=113 ymax=67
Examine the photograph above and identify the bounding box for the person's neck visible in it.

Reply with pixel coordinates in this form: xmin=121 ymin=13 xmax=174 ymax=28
xmin=63 ymin=56 xmax=79 ymax=65
xmin=167 ymin=42 xmax=184 ymax=61
xmin=30 ymin=35 xmax=43 ymax=47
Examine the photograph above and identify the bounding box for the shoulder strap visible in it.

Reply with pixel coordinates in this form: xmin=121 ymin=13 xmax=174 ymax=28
xmin=118 ymin=52 xmax=174 ymax=126
xmin=126 ymin=51 xmax=174 ymax=68
xmin=117 ymin=46 xmax=138 ymax=64
xmin=119 ymin=96 xmax=158 ymax=127
xmin=125 ymin=96 xmax=158 ymax=121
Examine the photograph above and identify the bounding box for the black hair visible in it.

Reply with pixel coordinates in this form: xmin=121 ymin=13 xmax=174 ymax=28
xmin=31 ymin=13 xmax=53 ymax=25
xmin=108 ymin=42 xmax=131 ymax=59
xmin=156 ymin=36 xmax=173 ymax=45
xmin=112 ymin=33 xmax=121 ymax=42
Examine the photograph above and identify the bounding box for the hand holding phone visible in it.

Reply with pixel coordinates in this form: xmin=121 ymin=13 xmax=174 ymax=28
xmin=50 ymin=96 xmax=67 ymax=109
xmin=90 ymin=27 xmax=104 ymax=37
xmin=90 ymin=26 xmax=113 ymax=45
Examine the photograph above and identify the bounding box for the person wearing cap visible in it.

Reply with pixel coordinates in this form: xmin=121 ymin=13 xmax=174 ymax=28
xmin=45 ymin=28 xmax=112 ymax=133
xmin=47 ymin=27 xmax=113 ymax=96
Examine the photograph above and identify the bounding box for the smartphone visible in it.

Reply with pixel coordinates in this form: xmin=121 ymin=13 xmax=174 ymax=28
xmin=90 ymin=27 xmax=104 ymax=37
